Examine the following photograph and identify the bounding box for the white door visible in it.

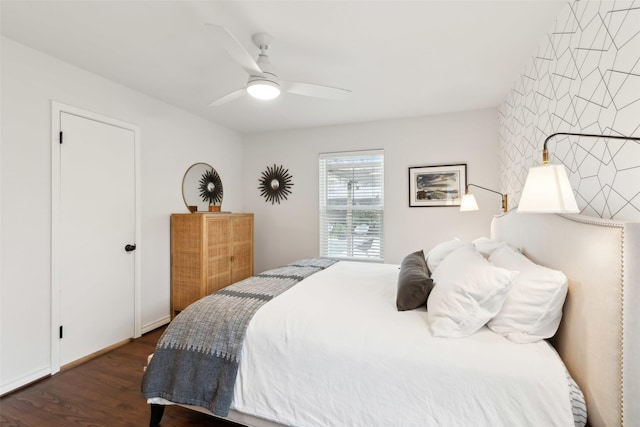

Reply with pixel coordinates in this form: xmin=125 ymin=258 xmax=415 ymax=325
xmin=58 ymin=111 xmax=136 ymax=366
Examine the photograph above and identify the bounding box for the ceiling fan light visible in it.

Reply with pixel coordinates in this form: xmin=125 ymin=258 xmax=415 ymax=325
xmin=247 ymin=80 xmax=280 ymax=100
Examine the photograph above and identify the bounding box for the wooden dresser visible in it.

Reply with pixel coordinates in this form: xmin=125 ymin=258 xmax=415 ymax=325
xmin=170 ymin=212 xmax=254 ymax=319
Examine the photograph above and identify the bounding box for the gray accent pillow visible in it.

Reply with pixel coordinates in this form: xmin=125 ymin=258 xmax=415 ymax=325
xmin=396 ymin=250 xmax=434 ymax=311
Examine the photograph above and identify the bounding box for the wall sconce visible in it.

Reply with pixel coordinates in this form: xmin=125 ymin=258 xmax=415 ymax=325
xmin=518 ymin=132 xmax=640 ymax=213
xmin=460 ymin=184 xmax=508 ymax=213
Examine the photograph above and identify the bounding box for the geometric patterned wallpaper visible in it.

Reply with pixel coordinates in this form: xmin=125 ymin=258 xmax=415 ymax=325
xmin=498 ymin=0 xmax=640 ymax=221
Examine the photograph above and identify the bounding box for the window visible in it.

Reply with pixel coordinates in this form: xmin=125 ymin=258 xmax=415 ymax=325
xmin=319 ymin=150 xmax=384 ymax=261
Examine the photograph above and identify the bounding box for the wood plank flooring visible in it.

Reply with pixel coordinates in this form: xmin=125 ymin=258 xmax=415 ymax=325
xmin=0 ymin=327 xmax=242 ymax=427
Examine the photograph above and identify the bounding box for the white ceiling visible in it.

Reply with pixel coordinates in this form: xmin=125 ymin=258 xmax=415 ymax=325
xmin=1 ymin=1 xmax=567 ymax=134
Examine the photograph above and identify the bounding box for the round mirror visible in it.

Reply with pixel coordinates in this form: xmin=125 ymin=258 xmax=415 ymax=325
xmin=270 ymin=179 xmax=280 ymax=190
xmin=182 ymin=163 xmax=224 ymax=212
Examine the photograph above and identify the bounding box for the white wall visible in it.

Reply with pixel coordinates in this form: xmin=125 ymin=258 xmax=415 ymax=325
xmin=243 ymin=108 xmax=500 ymax=274
xmin=0 ymin=37 xmax=244 ymax=393
xmin=0 ymin=37 xmax=502 ymax=395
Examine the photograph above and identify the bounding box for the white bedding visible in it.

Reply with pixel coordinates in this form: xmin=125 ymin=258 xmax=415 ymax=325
xmin=230 ymin=261 xmax=576 ymax=427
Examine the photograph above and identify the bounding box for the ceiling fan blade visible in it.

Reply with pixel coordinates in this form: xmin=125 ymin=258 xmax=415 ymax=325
xmin=281 ymin=81 xmax=352 ymax=100
xmin=209 ymin=88 xmax=246 ymax=107
xmin=205 ymin=23 xmax=264 ymax=77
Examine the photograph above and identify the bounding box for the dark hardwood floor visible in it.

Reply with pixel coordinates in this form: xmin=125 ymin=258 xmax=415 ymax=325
xmin=0 ymin=326 xmax=242 ymax=427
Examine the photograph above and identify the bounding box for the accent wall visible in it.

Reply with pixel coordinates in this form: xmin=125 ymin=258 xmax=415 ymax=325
xmin=499 ymin=0 xmax=640 ymax=220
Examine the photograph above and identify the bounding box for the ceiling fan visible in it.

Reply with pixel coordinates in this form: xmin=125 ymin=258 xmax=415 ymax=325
xmin=205 ymin=23 xmax=352 ymax=107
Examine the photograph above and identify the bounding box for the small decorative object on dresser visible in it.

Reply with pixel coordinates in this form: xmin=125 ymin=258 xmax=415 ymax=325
xmin=199 ymin=168 xmax=223 ymax=211
xmin=170 ymin=212 xmax=253 ymax=319
xmin=258 ymin=164 xmax=294 ymax=204
xmin=181 ymin=163 xmax=224 ymax=212
xmin=408 ymin=164 xmax=466 ymax=207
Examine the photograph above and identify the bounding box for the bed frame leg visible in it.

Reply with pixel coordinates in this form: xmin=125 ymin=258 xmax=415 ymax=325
xmin=149 ymin=404 xmax=165 ymax=426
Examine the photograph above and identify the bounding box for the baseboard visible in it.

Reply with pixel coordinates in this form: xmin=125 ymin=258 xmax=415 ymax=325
xmin=61 ymin=338 xmax=131 ymax=371
xmin=142 ymin=316 xmax=170 ymax=334
xmin=2 ymin=319 xmax=170 ymax=396
xmin=0 ymin=367 xmax=51 ymax=397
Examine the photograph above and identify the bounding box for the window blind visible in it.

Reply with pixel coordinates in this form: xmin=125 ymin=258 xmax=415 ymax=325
xmin=319 ymin=150 xmax=384 ymax=261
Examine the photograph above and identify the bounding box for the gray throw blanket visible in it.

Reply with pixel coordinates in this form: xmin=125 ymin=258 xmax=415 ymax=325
xmin=142 ymin=258 xmax=338 ymax=416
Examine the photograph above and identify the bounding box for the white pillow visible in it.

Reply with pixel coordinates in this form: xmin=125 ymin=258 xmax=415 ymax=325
xmin=487 ymin=243 xmax=568 ymax=343
xmin=472 ymin=237 xmax=502 ymax=258
xmin=427 ymin=244 xmax=516 ymax=338
xmin=473 ymin=237 xmax=520 ymax=259
xmin=425 ymin=238 xmax=466 ymax=273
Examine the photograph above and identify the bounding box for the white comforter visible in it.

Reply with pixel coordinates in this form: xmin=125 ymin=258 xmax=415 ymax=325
xmin=230 ymin=261 xmax=575 ymax=427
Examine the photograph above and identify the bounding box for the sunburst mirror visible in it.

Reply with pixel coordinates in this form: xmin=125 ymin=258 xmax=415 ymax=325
xmin=182 ymin=163 xmax=224 ymax=212
xmin=259 ymin=164 xmax=293 ymax=204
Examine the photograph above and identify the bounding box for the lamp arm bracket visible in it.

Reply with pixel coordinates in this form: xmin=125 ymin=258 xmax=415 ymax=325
xmin=466 ymin=183 xmax=504 ymax=197
xmin=543 ymin=132 xmax=640 ymax=151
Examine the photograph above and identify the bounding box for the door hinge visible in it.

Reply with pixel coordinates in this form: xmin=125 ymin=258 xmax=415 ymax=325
xmin=59 ymin=131 xmax=63 ymax=144
xmin=59 ymin=325 xmax=63 ymax=339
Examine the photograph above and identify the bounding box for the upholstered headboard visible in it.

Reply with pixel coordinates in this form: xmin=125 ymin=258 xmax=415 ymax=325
xmin=491 ymin=210 xmax=639 ymax=427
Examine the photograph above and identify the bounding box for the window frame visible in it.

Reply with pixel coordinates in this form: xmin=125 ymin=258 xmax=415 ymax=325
xmin=319 ymin=149 xmax=384 ymax=262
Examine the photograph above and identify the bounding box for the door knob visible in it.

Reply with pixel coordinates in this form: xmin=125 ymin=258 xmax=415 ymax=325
xmin=125 ymin=244 xmax=136 ymax=252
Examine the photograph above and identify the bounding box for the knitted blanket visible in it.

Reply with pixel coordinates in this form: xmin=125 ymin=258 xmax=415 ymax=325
xmin=141 ymin=258 xmax=338 ymax=416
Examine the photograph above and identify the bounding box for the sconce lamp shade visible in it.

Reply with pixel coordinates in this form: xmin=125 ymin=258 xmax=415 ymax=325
xmin=460 ymin=184 xmax=507 ymax=212
xmin=460 ymin=193 xmax=479 ymax=211
xmin=518 ymin=163 xmax=579 ymax=213
xmin=247 ymin=79 xmax=281 ymax=100
xmin=517 ymin=132 xmax=640 ymax=213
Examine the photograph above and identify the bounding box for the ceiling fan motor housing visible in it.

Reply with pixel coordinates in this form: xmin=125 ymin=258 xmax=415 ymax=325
xmin=246 ymin=48 xmax=281 ymax=100
xmin=249 ymin=54 xmax=279 ymax=85
xmin=246 ymin=54 xmax=279 ymax=99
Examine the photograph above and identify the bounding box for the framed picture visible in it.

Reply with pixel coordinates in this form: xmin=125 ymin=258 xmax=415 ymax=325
xmin=408 ymin=164 xmax=467 ymax=207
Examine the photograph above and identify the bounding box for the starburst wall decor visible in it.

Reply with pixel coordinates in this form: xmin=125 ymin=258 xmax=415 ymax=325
xmin=259 ymin=164 xmax=293 ymax=204
xmin=199 ymin=168 xmax=223 ymax=206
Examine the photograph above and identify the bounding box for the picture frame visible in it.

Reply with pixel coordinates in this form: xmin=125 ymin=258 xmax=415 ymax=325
xmin=408 ymin=164 xmax=467 ymax=207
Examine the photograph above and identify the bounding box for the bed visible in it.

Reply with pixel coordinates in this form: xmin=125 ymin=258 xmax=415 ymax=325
xmin=142 ymin=210 xmax=639 ymax=427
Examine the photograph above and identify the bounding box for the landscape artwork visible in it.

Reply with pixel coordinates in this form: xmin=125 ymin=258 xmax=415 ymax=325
xmin=409 ymin=164 xmax=466 ymax=207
